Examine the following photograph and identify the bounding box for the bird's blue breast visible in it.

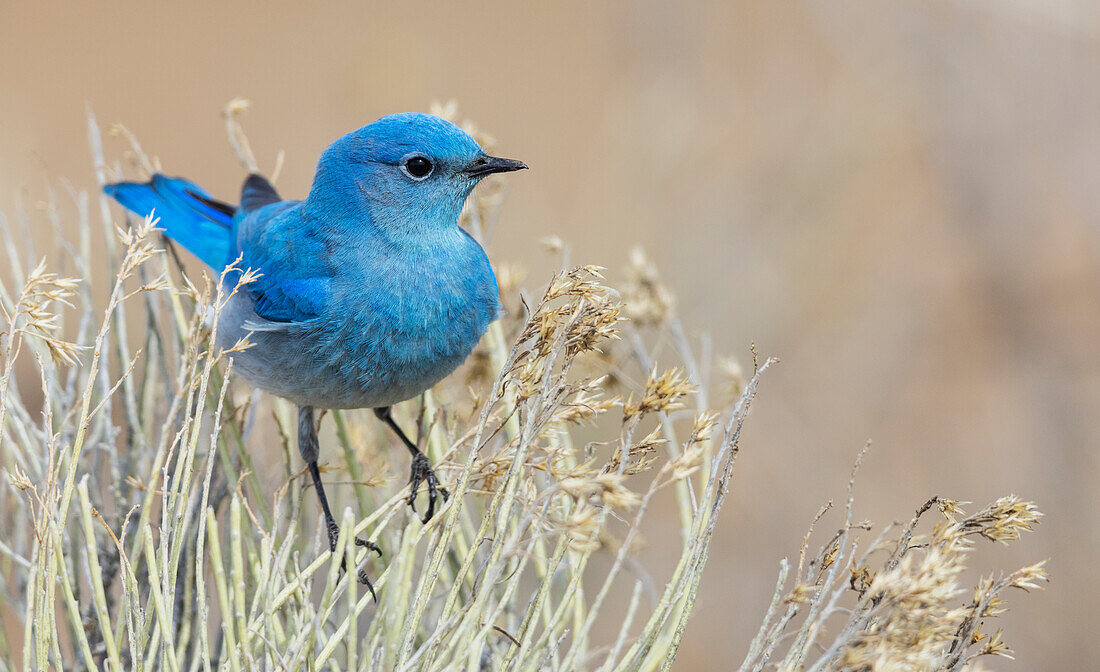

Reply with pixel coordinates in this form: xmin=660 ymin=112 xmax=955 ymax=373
xmin=218 ymin=225 xmax=499 ymax=409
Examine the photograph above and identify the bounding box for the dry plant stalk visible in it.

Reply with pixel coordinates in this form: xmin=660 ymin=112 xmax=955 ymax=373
xmin=0 ymin=108 xmax=1045 ymax=672
xmin=737 ymin=446 xmax=1047 ymax=672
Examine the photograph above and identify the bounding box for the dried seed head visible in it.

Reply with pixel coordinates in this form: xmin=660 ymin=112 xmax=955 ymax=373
xmin=539 ymin=236 xmax=566 ymax=255
xmin=978 ymin=627 xmax=1012 ymax=659
xmin=597 ymin=474 xmax=642 ymax=509
xmin=784 ymin=583 xmax=815 ymax=605
xmin=621 ymin=246 xmax=674 ymax=325
xmin=689 ymin=410 xmax=720 ymax=444
xmin=669 ymin=444 xmax=705 ymax=481
xmin=3 ymin=259 xmax=86 ymax=366
xmin=849 ymin=564 xmax=875 ymax=595
xmin=5 ymin=467 xmax=34 ymax=493
xmin=937 ymin=498 xmax=966 ymax=522
xmin=560 ymin=473 xmax=640 ymax=510
xmin=952 ymin=496 xmax=1042 ymax=544
xmin=495 ymin=262 xmax=527 ymax=297
xmin=552 ymin=382 xmax=617 ymax=426
xmin=430 ymin=99 xmax=458 ymax=122
xmin=718 ymin=356 xmax=745 ymax=402
xmin=1007 ymin=561 xmax=1049 ymax=592
xmin=508 ymin=266 xmax=622 ymax=400
xmin=843 ymin=543 xmax=970 ymax=670
xmin=980 ymin=593 xmax=1008 ymax=618
xmin=624 ymin=367 xmax=695 ymax=420
xmin=558 ymin=500 xmax=601 ymax=552
xmin=224 ymin=96 xmax=251 ymax=116
xmin=603 ymin=425 xmax=663 ymax=475
xmin=472 ymin=455 xmax=512 ymax=492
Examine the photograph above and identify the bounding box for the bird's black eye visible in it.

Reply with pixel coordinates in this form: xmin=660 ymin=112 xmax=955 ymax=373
xmin=403 ymin=155 xmax=434 ymax=180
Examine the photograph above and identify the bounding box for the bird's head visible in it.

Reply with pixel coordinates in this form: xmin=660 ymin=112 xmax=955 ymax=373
xmin=307 ymin=113 xmax=526 ymax=236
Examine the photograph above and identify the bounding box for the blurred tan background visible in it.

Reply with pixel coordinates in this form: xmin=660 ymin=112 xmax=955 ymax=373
xmin=2 ymin=1 xmax=1098 ymax=668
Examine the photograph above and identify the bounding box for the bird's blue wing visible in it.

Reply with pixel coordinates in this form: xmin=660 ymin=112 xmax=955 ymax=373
xmin=247 ymin=272 xmax=331 ymax=324
xmin=107 ymin=172 xmax=332 ymax=323
xmin=231 ymin=202 xmax=333 ymax=324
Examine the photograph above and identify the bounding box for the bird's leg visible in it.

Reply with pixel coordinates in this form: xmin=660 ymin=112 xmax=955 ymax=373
xmin=298 ymin=405 xmax=381 ymax=598
xmin=373 ymin=406 xmax=450 ymax=523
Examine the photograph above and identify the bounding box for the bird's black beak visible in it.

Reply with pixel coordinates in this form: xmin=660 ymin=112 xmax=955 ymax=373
xmin=464 ymin=155 xmax=528 ymax=178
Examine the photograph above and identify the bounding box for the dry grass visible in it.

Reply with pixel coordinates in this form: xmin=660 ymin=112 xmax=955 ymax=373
xmin=0 ymin=106 xmax=1046 ymax=671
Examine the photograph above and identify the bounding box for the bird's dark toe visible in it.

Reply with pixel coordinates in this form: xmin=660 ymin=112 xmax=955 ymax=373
xmin=407 ymin=453 xmax=448 ymax=524
xmin=356 ymin=536 xmax=383 ymax=557
xmin=357 ymin=569 xmax=378 ymax=602
xmin=422 ymin=473 xmax=443 ymax=523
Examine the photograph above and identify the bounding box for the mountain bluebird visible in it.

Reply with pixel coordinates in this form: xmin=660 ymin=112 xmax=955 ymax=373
xmin=105 ymin=113 xmax=526 ymax=592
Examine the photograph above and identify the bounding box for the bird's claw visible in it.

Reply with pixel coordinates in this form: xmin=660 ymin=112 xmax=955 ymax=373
xmin=408 ymin=453 xmax=450 ymax=524
xmin=326 ymin=519 xmax=382 ymax=557
xmin=357 ymin=569 xmax=378 ymax=602
xmin=356 ymin=536 xmax=383 ymax=557
xmin=326 ymin=519 xmax=381 ymax=601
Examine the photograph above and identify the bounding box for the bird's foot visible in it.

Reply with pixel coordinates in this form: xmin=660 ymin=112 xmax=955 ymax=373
xmin=326 ymin=519 xmax=381 ymax=601
xmin=326 ymin=518 xmax=383 ymax=556
xmin=408 ymin=452 xmax=450 ymax=524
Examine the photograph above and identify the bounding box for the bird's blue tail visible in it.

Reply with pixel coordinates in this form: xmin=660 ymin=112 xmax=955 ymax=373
xmin=104 ymin=174 xmax=234 ymax=269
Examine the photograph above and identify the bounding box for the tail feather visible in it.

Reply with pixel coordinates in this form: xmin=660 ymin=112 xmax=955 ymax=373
xmin=104 ymin=174 xmax=234 ymax=269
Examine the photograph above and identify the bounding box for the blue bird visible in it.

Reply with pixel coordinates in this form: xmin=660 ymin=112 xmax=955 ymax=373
xmin=105 ymin=113 xmax=526 ymax=593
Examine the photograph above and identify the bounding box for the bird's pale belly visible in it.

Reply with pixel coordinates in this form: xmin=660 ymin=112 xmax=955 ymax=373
xmin=216 ymin=278 xmax=495 ymax=409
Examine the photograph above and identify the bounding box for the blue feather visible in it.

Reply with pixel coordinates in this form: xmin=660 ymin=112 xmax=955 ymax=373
xmin=103 ymin=174 xmax=233 ymax=269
